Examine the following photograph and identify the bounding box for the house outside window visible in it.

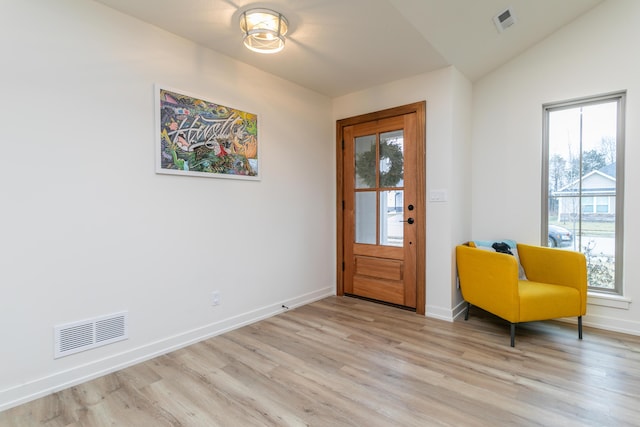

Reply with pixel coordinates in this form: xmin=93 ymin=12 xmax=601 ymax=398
xmin=542 ymin=92 xmax=625 ymax=295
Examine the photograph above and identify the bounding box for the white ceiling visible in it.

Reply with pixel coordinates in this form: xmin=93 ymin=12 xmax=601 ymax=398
xmin=92 ymin=0 xmax=604 ymax=97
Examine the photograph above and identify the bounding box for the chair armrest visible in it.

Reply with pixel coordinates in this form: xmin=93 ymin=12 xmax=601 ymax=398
xmin=517 ymin=244 xmax=587 ymax=289
xmin=456 ymin=245 xmax=520 ymax=322
xmin=517 ymin=244 xmax=587 ymax=314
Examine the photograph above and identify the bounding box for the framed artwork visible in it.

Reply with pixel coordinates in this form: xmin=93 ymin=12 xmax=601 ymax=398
xmin=155 ymin=85 xmax=259 ymax=180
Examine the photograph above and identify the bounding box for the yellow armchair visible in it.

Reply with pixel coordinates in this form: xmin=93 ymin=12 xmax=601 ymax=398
xmin=455 ymin=243 xmax=587 ymax=346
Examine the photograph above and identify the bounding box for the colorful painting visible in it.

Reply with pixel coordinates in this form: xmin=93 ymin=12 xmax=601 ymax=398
xmin=156 ymin=86 xmax=259 ymax=179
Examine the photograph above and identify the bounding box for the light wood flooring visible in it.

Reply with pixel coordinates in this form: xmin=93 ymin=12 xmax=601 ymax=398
xmin=2 ymin=296 xmax=640 ymax=426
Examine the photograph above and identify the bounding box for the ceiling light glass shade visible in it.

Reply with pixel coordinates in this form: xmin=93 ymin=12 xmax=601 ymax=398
xmin=240 ymin=8 xmax=288 ymax=54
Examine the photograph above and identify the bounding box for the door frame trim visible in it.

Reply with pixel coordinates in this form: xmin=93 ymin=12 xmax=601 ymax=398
xmin=336 ymin=101 xmax=426 ymax=315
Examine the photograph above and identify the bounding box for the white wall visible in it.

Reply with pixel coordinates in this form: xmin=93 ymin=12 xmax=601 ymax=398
xmin=472 ymin=0 xmax=640 ymax=334
xmin=450 ymin=68 xmax=473 ymax=313
xmin=0 ymin=0 xmax=334 ymax=410
xmin=332 ymin=66 xmax=473 ymax=320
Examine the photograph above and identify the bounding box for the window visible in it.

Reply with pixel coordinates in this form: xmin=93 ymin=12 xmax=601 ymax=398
xmin=542 ymin=92 xmax=625 ymax=294
xmin=596 ymin=197 xmax=610 ymax=214
xmin=581 ymin=197 xmax=594 ymax=214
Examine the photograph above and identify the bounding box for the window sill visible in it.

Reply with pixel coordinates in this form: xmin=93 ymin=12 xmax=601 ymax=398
xmin=587 ymin=292 xmax=631 ymax=310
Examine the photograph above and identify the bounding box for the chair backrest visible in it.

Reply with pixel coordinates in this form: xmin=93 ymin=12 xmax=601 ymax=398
xmin=456 ymin=245 xmax=521 ymax=322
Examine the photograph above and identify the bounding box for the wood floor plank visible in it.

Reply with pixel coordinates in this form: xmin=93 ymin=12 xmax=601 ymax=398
xmin=2 ymin=296 xmax=640 ymax=426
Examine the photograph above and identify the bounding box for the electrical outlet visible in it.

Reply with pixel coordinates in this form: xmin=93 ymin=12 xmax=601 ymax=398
xmin=211 ymin=291 xmax=220 ymax=306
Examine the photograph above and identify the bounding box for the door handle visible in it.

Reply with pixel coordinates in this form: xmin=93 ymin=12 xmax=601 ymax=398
xmin=401 ymin=218 xmax=415 ymax=224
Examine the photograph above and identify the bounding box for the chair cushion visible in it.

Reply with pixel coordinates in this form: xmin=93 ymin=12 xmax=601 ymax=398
xmin=518 ymin=280 xmax=581 ymax=322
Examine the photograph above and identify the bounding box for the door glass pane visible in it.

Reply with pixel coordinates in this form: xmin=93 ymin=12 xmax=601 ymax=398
xmin=380 ymin=190 xmax=403 ymax=247
xmin=379 ymin=130 xmax=404 ymax=188
xmin=355 ymin=135 xmax=376 ymax=189
xmin=355 ymin=191 xmax=376 ymax=244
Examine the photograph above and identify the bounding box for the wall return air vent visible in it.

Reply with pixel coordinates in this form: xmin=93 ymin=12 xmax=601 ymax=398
xmin=493 ymin=7 xmax=516 ymax=33
xmin=54 ymin=311 xmax=128 ymax=359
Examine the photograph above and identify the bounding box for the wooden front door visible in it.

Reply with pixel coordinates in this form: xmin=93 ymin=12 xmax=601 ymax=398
xmin=337 ymin=103 xmax=425 ymax=313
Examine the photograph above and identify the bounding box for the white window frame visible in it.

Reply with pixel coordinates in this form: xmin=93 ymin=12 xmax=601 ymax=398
xmin=542 ymin=91 xmax=625 ymax=295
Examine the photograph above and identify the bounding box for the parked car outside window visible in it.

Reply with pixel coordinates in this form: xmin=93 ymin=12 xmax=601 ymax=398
xmin=548 ymin=224 xmax=573 ymax=247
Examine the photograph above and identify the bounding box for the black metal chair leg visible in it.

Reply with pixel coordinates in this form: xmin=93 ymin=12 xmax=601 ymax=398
xmin=464 ymin=302 xmax=471 ymax=321
xmin=510 ymin=323 xmax=516 ymax=347
xmin=578 ymin=316 xmax=583 ymax=340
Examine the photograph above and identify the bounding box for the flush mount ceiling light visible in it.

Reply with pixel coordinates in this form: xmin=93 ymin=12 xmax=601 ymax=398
xmin=240 ymin=8 xmax=288 ymax=54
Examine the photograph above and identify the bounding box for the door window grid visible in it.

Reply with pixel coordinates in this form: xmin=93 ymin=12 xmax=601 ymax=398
xmin=354 ymin=130 xmax=405 ymax=247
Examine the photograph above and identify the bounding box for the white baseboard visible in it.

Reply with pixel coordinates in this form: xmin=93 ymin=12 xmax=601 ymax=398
xmin=0 ymin=287 xmax=334 ymax=412
xmin=425 ymin=305 xmax=454 ymax=322
xmin=451 ymin=300 xmax=468 ymax=320
xmin=426 ymin=300 xmax=468 ymax=322
xmin=452 ymin=301 xmax=640 ymax=337
xmin=582 ymin=313 xmax=640 ymax=337
xmin=432 ymin=300 xmax=640 ymax=338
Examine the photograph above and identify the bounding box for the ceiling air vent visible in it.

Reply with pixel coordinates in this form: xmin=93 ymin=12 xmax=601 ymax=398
xmin=54 ymin=311 xmax=128 ymax=359
xmin=493 ymin=7 xmax=516 ymax=33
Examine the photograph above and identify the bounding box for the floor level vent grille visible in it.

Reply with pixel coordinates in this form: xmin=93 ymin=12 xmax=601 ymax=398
xmin=54 ymin=311 xmax=128 ymax=359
